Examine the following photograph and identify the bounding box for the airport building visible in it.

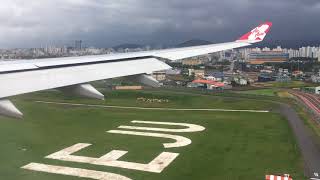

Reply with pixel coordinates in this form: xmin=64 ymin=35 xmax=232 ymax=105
xmin=182 ymin=55 xmax=210 ymax=66
xmin=248 ymin=51 xmax=289 ymax=64
xmin=152 ymin=71 xmax=166 ymax=81
xmin=188 ymin=69 xmax=205 ymax=78
xmin=182 ymin=59 xmax=203 ymax=66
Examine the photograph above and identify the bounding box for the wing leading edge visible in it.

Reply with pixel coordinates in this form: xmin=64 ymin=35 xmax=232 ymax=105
xmin=0 ymin=22 xmax=272 ymax=118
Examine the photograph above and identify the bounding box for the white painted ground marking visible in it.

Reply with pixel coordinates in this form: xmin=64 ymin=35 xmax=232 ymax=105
xmin=35 ymin=101 xmax=269 ymax=113
xmin=22 ymin=120 xmax=205 ymax=178
xmin=267 ymin=175 xmax=291 ymax=180
xmin=118 ymin=120 xmax=206 ymax=133
xmin=22 ymin=163 xmax=132 ymax=180
xmin=107 ymin=130 xmax=192 ymax=148
xmin=310 ymin=178 xmax=320 ymax=180
xmin=46 ymin=143 xmax=179 ymax=173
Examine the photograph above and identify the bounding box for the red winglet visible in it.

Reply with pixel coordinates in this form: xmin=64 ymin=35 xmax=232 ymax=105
xmin=237 ymin=22 xmax=272 ymax=42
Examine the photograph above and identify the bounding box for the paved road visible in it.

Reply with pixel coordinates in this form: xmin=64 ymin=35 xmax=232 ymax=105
xmin=280 ymin=104 xmax=320 ymax=179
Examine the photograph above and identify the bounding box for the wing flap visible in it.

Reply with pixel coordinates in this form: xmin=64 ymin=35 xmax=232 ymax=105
xmin=0 ymin=58 xmax=171 ymax=98
xmin=0 ymin=62 xmax=38 ymax=73
xmin=33 ymin=52 xmax=152 ymax=68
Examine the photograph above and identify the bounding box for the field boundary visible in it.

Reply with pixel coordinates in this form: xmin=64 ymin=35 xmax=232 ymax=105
xmin=34 ymin=101 xmax=270 ymax=113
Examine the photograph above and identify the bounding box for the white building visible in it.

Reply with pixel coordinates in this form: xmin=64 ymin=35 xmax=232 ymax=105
xmin=274 ymin=46 xmax=282 ymax=51
xmin=262 ymin=47 xmax=271 ymax=51
xmin=311 ymin=74 xmax=320 ymax=83
xmin=316 ymin=86 xmax=320 ymax=95
xmin=239 ymin=79 xmax=248 ymax=85
xmin=152 ymin=71 xmax=166 ymax=81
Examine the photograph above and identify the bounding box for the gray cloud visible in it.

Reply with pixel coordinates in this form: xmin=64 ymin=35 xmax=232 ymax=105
xmin=0 ymin=0 xmax=319 ymax=48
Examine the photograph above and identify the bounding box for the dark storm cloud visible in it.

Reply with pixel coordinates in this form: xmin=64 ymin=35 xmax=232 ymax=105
xmin=0 ymin=0 xmax=319 ymax=48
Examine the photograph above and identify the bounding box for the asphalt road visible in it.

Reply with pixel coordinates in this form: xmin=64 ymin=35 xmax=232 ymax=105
xmin=280 ymin=104 xmax=320 ymax=179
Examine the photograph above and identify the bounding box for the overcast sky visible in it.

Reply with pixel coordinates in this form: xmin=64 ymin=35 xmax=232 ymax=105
xmin=0 ymin=0 xmax=319 ymax=48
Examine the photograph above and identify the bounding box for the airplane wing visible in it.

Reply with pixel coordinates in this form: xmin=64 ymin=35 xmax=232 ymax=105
xmin=0 ymin=22 xmax=272 ymax=118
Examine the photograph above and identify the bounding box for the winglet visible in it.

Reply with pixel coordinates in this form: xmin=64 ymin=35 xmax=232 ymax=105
xmin=236 ymin=22 xmax=272 ymax=43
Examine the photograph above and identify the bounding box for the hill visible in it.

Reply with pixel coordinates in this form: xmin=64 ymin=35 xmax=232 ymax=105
xmin=176 ymin=39 xmax=212 ymax=47
xmin=113 ymin=43 xmax=144 ymax=50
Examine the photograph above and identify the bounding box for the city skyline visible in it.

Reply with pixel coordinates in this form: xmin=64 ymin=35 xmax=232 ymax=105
xmin=2 ymin=43 xmax=320 ymax=61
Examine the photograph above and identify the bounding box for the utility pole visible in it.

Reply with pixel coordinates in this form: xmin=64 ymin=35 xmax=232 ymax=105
xmin=75 ymin=40 xmax=82 ymax=50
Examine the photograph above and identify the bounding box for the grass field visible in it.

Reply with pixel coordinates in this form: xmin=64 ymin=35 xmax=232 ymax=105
xmin=264 ymin=81 xmax=314 ymax=88
xmin=238 ymin=89 xmax=279 ymax=97
xmin=0 ymin=90 xmax=305 ymax=179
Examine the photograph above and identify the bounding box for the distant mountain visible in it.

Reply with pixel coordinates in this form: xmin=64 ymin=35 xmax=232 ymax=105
xmin=111 ymin=39 xmax=320 ymax=51
xmin=176 ymin=39 xmax=212 ymax=48
xmin=253 ymin=40 xmax=320 ymax=49
xmin=112 ymin=43 xmax=144 ymax=50
xmin=176 ymin=39 xmax=320 ymax=49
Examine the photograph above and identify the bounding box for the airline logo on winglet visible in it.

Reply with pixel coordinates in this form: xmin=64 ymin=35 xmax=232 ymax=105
xmin=237 ymin=22 xmax=272 ymax=43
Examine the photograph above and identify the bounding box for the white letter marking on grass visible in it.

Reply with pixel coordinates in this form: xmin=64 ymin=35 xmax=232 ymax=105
xmin=118 ymin=120 xmax=206 ymax=133
xmin=46 ymin=143 xmax=179 ymax=173
xmin=22 ymin=163 xmax=132 ymax=180
xmin=22 ymin=121 xmax=206 ymax=178
xmin=107 ymin=130 xmax=192 ymax=148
